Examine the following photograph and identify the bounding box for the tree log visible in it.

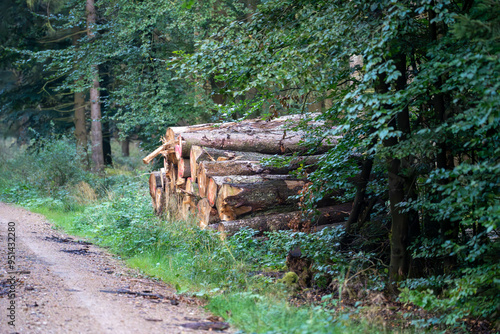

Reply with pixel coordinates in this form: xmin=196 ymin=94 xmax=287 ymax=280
xmin=215 ymin=175 xmax=307 ymax=221
xmin=185 ymin=178 xmax=200 ymax=197
xmin=181 ymin=193 xmax=197 ymax=220
xmin=175 ymin=115 xmax=336 ymax=155
xmin=198 ymin=155 xmax=321 ymax=180
xmin=167 ymin=163 xmax=177 ymax=193
xmin=149 ymin=171 xmax=162 ymax=198
xmin=154 ymin=187 xmax=165 ymax=215
xmin=207 ymin=174 xmax=295 ymax=208
xmin=166 ymin=123 xmax=213 ymax=143
xmin=217 ymin=204 xmax=351 ymax=235
xmin=190 ymin=146 xmax=276 ymax=183
xmin=190 ymin=146 xmax=233 ymax=182
xmin=197 ymin=198 xmax=220 ymax=228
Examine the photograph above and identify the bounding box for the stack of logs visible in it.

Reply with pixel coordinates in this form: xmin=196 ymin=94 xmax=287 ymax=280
xmin=144 ymin=114 xmax=350 ymax=235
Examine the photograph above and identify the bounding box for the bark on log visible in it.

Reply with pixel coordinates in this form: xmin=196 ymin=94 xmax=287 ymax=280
xmin=190 ymin=146 xmax=276 ymax=183
xmin=217 ymin=204 xmax=351 ymax=236
xmin=215 ymin=175 xmax=307 ymax=221
xmin=198 ymin=155 xmax=321 ymax=180
xmin=207 ymin=174 xmax=295 ymax=208
xmin=197 ymin=198 xmax=220 ymax=228
xmin=166 ymin=123 xmax=213 ymax=143
xmin=175 ymin=115 xmax=336 ymax=155
xmin=189 ymin=146 xmax=237 ymax=182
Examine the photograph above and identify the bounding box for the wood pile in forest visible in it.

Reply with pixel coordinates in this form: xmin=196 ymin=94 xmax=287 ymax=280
xmin=143 ymin=114 xmax=349 ymax=235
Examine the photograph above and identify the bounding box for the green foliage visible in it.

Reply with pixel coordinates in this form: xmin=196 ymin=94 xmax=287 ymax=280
xmin=177 ymin=0 xmax=500 ymax=328
xmin=208 ymin=293 xmax=378 ymax=334
xmin=6 ymin=0 xmax=248 ymax=147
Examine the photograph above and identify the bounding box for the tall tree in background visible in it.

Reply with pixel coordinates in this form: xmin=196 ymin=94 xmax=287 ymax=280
xmin=86 ymin=0 xmax=104 ymax=172
xmin=72 ymin=31 xmax=88 ymax=167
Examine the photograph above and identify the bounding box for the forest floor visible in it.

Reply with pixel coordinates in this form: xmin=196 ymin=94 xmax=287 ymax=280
xmin=0 ymin=203 xmax=231 ymax=334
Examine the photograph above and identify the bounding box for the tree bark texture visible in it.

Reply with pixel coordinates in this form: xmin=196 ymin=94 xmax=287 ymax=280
xmin=217 ymin=204 xmax=349 ymax=236
xmin=170 ymin=114 xmax=333 ymax=155
xmin=216 ymin=175 xmax=307 ymax=221
xmin=73 ymin=90 xmax=87 ymax=158
xmin=87 ymin=0 xmax=104 ymax=173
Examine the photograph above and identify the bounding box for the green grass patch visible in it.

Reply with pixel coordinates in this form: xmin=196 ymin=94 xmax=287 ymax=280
xmin=28 ymin=206 xmax=84 ymax=235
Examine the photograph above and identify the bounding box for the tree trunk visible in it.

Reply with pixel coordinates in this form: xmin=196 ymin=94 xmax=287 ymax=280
xmin=429 ymin=5 xmax=456 ymax=272
xmin=72 ymin=29 xmax=88 ymax=168
xmin=99 ymin=63 xmax=112 ymax=166
xmin=199 ymin=156 xmax=320 ymax=180
xmin=74 ymin=90 xmax=87 ymax=161
xmin=170 ymin=114 xmax=332 ymax=155
xmin=102 ymin=115 xmax=112 ymax=166
xmin=190 ymin=145 xmax=276 ymax=183
xmin=87 ymin=0 xmax=104 ymax=173
xmin=344 ymin=157 xmax=373 ymax=234
xmin=121 ymin=138 xmax=130 ymax=157
xmin=217 ymin=204 xmax=350 ymax=236
xmin=215 ymin=175 xmax=307 ymax=221
xmin=385 ymin=54 xmax=414 ymax=285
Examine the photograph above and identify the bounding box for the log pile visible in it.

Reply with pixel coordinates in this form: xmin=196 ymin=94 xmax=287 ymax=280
xmin=144 ymin=114 xmax=349 ymax=234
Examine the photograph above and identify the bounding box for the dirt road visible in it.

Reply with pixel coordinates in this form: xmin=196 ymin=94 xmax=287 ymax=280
xmin=0 ymin=203 xmax=229 ymax=333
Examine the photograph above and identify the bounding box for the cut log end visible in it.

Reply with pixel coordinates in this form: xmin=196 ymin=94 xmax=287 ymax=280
xmin=197 ymin=198 xmax=220 ymax=228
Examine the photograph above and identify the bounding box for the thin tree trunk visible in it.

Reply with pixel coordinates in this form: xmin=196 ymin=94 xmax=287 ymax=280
xmin=99 ymin=63 xmax=113 ymax=166
xmin=121 ymin=138 xmax=130 ymax=157
xmin=74 ymin=91 xmax=87 ymax=158
xmin=344 ymin=157 xmax=373 ymax=234
xmin=102 ymin=117 xmax=112 ymax=166
xmin=87 ymin=0 xmax=104 ymax=173
xmin=387 ymin=54 xmax=414 ymax=285
xmin=72 ymin=30 xmax=88 ymax=168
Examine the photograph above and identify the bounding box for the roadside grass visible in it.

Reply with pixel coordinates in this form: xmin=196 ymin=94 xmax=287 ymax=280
xmin=17 ymin=183 xmax=393 ymax=334
xmin=0 ymin=138 xmax=395 ymax=333
xmin=28 ymin=206 xmax=84 ymax=235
